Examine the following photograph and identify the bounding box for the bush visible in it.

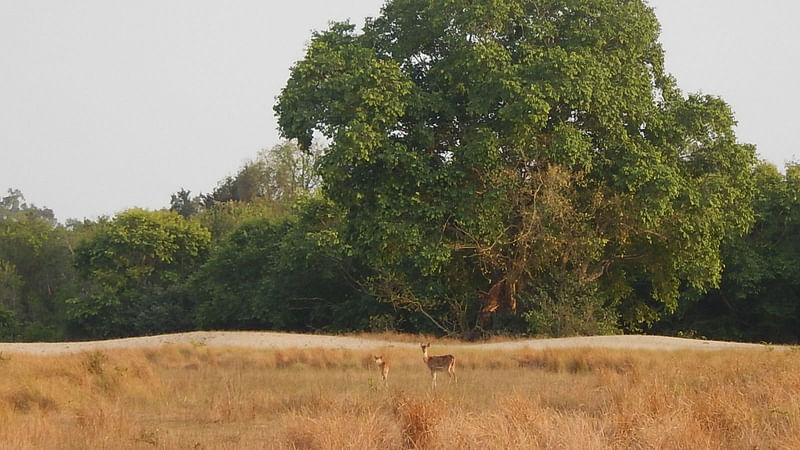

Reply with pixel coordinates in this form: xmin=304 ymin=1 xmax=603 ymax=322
xmin=522 ymin=277 xmax=618 ymax=337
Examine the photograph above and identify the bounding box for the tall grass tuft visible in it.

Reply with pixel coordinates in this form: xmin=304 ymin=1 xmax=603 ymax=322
xmin=391 ymin=390 xmax=446 ymax=448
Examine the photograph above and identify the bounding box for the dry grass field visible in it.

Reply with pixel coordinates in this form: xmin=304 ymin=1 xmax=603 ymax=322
xmin=1 ymin=336 xmax=799 ymax=449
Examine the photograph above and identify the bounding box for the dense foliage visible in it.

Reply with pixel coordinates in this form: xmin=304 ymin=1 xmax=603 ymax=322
xmin=276 ymin=0 xmax=755 ymax=334
xmin=0 ymin=190 xmax=78 ymax=340
xmin=192 ymin=195 xmax=389 ymax=332
xmin=66 ymin=209 xmax=211 ymax=338
xmin=656 ymin=162 xmax=800 ymax=342
xmin=1 ymin=0 xmax=795 ymax=343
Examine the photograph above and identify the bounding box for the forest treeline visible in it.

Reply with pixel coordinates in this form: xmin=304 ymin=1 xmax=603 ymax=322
xmin=2 ymin=0 xmax=798 ymax=343
xmin=3 ymin=145 xmax=797 ymax=343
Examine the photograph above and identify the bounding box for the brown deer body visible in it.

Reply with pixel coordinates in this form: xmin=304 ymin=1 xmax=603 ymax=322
xmin=373 ymin=355 xmax=389 ymax=385
xmin=420 ymin=343 xmax=456 ymax=388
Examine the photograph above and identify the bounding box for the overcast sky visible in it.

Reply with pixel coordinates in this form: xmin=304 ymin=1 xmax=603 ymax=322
xmin=2 ymin=1 xmax=797 ymax=223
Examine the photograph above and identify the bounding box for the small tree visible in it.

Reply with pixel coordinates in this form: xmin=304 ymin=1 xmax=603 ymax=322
xmin=170 ymin=188 xmax=202 ymax=218
xmin=0 ymin=189 xmax=76 ymax=340
xmin=68 ymin=209 xmax=211 ymax=338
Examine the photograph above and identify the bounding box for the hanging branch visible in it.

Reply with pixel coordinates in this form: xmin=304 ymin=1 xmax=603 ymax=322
xmin=363 ymin=274 xmax=456 ymax=335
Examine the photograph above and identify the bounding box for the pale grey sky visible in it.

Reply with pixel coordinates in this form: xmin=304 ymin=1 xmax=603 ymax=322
xmin=1 ymin=1 xmax=797 ymax=222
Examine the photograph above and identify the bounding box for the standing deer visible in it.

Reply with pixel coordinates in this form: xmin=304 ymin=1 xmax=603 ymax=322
xmin=420 ymin=343 xmax=456 ymax=388
xmin=373 ymin=355 xmax=389 ymax=385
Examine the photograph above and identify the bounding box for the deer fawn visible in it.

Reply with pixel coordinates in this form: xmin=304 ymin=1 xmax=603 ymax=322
xmin=373 ymin=355 xmax=389 ymax=385
xmin=420 ymin=343 xmax=456 ymax=388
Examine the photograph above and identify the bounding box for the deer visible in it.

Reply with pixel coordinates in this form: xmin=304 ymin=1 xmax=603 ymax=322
xmin=373 ymin=355 xmax=389 ymax=385
xmin=420 ymin=343 xmax=456 ymax=388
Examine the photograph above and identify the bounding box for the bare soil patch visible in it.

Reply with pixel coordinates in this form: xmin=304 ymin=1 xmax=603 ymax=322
xmin=0 ymin=331 xmax=779 ymax=355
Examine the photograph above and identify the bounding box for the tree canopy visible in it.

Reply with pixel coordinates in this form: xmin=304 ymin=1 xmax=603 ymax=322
xmin=67 ymin=209 xmax=211 ymax=337
xmin=276 ymin=0 xmax=756 ymax=334
xmin=0 ymin=189 xmax=76 ymax=339
xmin=663 ymin=162 xmax=800 ymax=342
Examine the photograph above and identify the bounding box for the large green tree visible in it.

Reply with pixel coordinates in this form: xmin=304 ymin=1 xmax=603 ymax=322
xmin=276 ymin=0 xmax=755 ymax=334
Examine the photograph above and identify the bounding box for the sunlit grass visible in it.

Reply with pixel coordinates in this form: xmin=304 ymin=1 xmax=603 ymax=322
xmin=1 ymin=342 xmax=798 ymax=449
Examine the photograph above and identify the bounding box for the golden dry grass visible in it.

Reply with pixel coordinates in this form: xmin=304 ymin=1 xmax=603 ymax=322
xmin=1 ymin=343 xmax=799 ymax=449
